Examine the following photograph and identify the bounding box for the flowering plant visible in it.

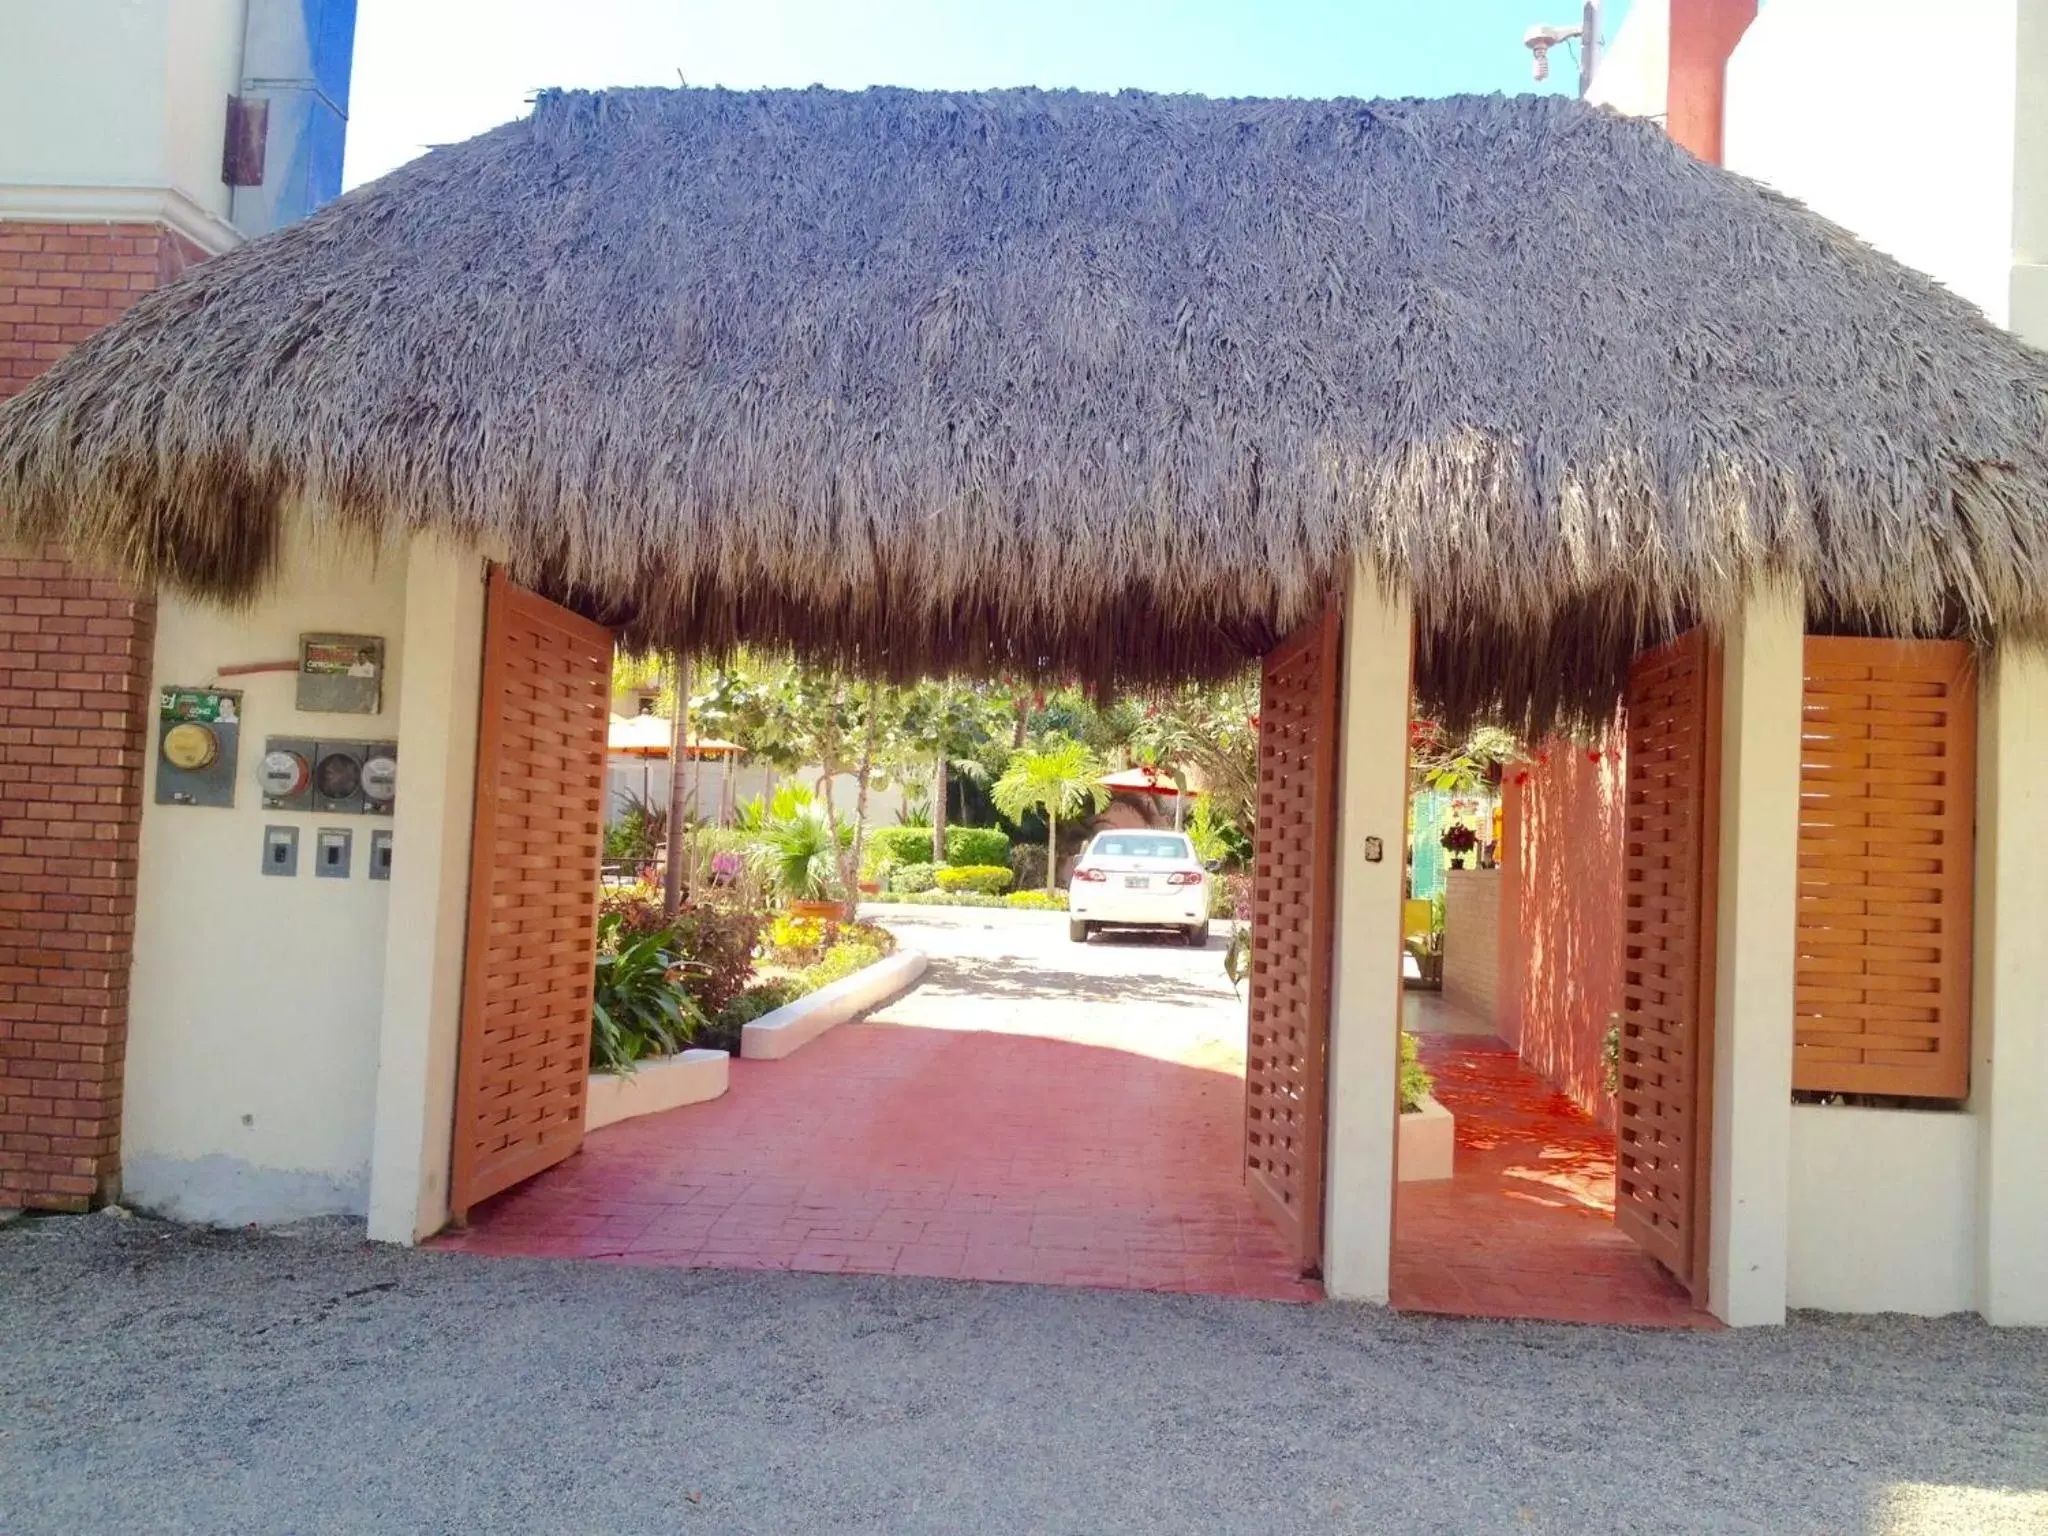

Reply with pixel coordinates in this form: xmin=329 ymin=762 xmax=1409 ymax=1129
xmin=1440 ymin=822 xmax=1480 ymax=855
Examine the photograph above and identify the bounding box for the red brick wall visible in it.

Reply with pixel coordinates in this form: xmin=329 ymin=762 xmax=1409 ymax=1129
xmin=1498 ymin=729 xmax=1629 ymax=1129
xmin=0 ymin=221 xmax=202 ymax=1210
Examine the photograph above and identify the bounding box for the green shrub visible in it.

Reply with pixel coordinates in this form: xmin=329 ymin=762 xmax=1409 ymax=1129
xmin=665 ymin=902 xmax=762 ymax=1015
xmin=901 ymin=889 xmax=1003 ymax=907
xmin=589 ymin=912 xmax=705 ymax=1074
xmin=701 ymin=977 xmax=806 ymax=1053
xmin=865 ymin=826 xmax=936 ymax=875
xmin=1399 ymin=1030 xmax=1435 ymax=1114
xmin=945 ymin=826 xmax=1011 ymax=867
xmin=1003 ymin=889 xmax=1068 ymax=910
xmin=888 ymin=861 xmax=938 ymax=894
xmin=934 ymin=863 xmax=1013 ymax=895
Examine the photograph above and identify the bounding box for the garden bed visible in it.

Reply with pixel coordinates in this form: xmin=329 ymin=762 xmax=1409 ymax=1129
xmin=1397 ymin=1094 xmax=1455 ymax=1182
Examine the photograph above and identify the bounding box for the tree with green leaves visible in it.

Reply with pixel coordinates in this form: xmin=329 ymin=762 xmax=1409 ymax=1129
xmin=890 ymin=681 xmax=1011 ymax=863
xmin=991 ymin=737 xmax=1111 ymax=893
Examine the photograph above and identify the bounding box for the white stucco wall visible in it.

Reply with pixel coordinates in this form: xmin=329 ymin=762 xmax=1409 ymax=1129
xmin=1322 ymin=572 xmax=1414 ymax=1303
xmin=1725 ymin=0 xmax=2020 ymax=324
xmin=1708 ymin=586 xmax=1802 ymax=1327
xmin=1587 ymin=0 xmax=1670 ymax=122
xmin=1788 ymin=1105 xmax=1979 ymax=1315
xmin=124 ymin=524 xmax=408 ymax=1223
xmin=0 ymin=0 xmax=246 ymax=248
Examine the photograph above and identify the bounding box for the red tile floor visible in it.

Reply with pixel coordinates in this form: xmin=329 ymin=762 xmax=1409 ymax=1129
xmin=437 ymin=917 xmax=1317 ymax=1302
xmin=1392 ymin=1023 xmax=1715 ymax=1328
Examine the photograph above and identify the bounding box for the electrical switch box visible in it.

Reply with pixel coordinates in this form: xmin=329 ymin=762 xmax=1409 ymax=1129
xmin=314 ymin=827 xmax=352 ymax=879
xmin=368 ymin=829 xmax=393 ymax=881
xmin=258 ymin=736 xmax=317 ymax=811
xmin=155 ymin=688 xmax=242 ymax=807
xmin=260 ymin=825 xmax=299 ymax=876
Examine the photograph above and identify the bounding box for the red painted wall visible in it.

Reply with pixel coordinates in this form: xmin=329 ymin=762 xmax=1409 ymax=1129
xmin=1667 ymin=0 xmax=1759 ymax=165
xmin=1498 ymin=727 xmax=1628 ymax=1128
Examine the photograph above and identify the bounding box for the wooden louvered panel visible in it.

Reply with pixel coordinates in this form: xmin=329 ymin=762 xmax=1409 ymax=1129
xmin=1796 ymin=639 xmax=1975 ymax=1100
xmin=449 ymin=568 xmax=614 ymax=1219
xmin=1617 ymin=629 xmax=1718 ymax=1295
xmin=1244 ymin=600 xmax=1341 ymax=1274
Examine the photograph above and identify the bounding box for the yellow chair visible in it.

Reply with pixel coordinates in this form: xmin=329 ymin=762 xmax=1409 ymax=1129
xmin=1402 ymin=897 xmax=1434 ymax=942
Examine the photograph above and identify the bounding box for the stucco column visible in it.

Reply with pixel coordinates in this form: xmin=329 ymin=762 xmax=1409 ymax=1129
xmin=1973 ymin=646 xmax=2048 ymax=1325
xmin=1321 ymin=570 xmax=1414 ymax=1302
xmin=1706 ymin=583 xmax=1802 ymax=1326
xmin=366 ymin=540 xmax=489 ymax=1243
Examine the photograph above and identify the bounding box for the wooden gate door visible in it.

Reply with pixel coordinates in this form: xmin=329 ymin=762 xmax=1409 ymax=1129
xmin=449 ymin=568 xmax=614 ymax=1220
xmin=1245 ymin=601 xmax=1343 ymax=1274
xmin=1616 ymin=628 xmax=1720 ymax=1297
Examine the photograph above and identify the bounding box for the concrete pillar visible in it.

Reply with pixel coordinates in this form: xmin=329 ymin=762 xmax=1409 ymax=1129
xmin=1321 ymin=569 xmax=1414 ymax=1303
xmin=1706 ymin=584 xmax=1802 ymax=1326
xmin=366 ymin=540 xmax=488 ymax=1243
xmin=1973 ymin=646 xmax=2048 ymax=1325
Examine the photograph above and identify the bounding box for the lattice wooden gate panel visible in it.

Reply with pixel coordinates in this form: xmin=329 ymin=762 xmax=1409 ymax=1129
xmin=1617 ymin=628 xmax=1718 ymax=1294
xmin=449 ymin=569 xmax=614 ymax=1220
xmin=1796 ymin=639 xmax=1975 ymax=1100
xmin=1245 ymin=601 xmax=1342 ymax=1274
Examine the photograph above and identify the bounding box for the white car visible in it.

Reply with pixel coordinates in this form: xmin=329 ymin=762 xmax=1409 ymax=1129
xmin=1068 ymin=831 xmax=1213 ymax=947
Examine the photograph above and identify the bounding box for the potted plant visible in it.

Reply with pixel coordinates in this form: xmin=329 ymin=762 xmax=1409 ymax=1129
xmin=751 ymin=801 xmax=848 ymax=919
xmin=1440 ymin=821 xmax=1480 ymax=871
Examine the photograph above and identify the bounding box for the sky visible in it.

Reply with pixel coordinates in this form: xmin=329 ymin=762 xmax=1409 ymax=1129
xmin=343 ymin=0 xmax=1633 ymax=189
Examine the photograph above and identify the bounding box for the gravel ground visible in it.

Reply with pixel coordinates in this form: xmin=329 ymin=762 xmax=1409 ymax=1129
xmin=4 ymin=1215 xmax=2045 ymax=1535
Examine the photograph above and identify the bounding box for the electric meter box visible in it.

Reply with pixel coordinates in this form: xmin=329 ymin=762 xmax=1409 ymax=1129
xmin=260 ymin=736 xmax=397 ymax=815
xmin=155 ymin=687 xmax=242 ymax=807
xmin=258 ymin=736 xmax=317 ymax=811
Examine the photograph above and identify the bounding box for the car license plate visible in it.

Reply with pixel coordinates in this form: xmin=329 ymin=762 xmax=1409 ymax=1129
xmin=1124 ymin=875 xmax=1150 ymax=889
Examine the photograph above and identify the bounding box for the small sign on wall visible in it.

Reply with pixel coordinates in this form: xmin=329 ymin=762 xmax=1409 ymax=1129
xmin=298 ymin=634 xmax=384 ymax=714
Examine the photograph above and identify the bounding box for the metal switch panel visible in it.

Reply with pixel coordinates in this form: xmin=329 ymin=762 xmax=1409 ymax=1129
xmin=314 ymin=827 xmax=352 ymax=879
xmin=260 ymin=825 xmax=299 ymax=877
xmin=368 ymin=829 xmax=393 ymax=881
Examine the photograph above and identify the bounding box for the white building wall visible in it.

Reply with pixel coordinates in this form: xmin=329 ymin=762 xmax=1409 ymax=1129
xmin=123 ymin=523 xmax=408 ymax=1222
xmin=0 ymin=0 xmax=248 ymax=248
xmin=1586 ymin=0 xmax=1670 ymax=121
xmin=1322 ymin=571 xmax=1414 ymax=1303
xmin=1788 ymin=1105 xmax=1979 ymax=1315
xmin=1725 ymin=0 xmax=2020 ymax=324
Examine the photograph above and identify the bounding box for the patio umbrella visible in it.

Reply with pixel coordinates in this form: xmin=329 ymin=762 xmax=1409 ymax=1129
xmin=1100 ymin=764 xmax=1189 ymax=828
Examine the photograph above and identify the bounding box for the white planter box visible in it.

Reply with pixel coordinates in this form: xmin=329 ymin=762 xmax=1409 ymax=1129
xmin=585 ymin=1048 xmax=729 ymax=1130
xmin=1397 ymin=1094 xmax=1455 ymax=1182
xmin=741 ymin=949 xmax=928 ymax=1060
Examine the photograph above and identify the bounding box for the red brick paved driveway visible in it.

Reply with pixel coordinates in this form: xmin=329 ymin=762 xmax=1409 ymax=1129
xmin=439 ymin=906 xmax=1316 ymax=1302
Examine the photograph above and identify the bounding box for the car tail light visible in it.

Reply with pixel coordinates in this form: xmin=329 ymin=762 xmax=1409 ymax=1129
xmin=1073 ymin=867 xmax=1107 ymax=883
xmin=1167 ymin=871 xmax=1203 ymax=887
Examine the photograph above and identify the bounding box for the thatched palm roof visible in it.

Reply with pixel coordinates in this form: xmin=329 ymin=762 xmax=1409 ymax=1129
xmin=5 ymin=85 xmax=2048 ymax=726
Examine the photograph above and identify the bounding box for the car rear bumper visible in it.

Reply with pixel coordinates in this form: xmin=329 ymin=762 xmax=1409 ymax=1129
xmin=1069 ymin=885 xmax=1206 ymax=927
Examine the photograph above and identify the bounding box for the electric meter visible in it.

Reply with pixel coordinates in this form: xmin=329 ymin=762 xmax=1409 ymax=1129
xmin=258 ymin=748 xmax=310 ymax=799
xmin=155 ymin=687 xmax=240 ymax=807
xmin=360 ymin=750 xmax=398 ymax=812
xmin=160 ymin=722 xmax=220 ymax=771
xmin=315 ymin=749 xmax=362 ymax=803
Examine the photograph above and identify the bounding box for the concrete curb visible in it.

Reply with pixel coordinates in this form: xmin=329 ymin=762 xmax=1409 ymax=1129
xmin=585 ymin=1048 xmax=730 ymax=1131
xmin=741 ymin=950 xmax=929 ymax=1061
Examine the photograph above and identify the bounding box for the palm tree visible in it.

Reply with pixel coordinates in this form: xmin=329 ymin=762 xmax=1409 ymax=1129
xmin=991 ymin=737 xmax=1111 ymax=893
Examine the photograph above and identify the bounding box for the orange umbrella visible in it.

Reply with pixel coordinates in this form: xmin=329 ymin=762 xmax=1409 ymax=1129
xmin=1098 ymin=765 xmax=1185 ymax=795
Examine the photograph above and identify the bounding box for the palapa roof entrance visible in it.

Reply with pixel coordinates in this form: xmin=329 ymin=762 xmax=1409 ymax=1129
xmin=5 ymin=85 xmax=2048 ymax=729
